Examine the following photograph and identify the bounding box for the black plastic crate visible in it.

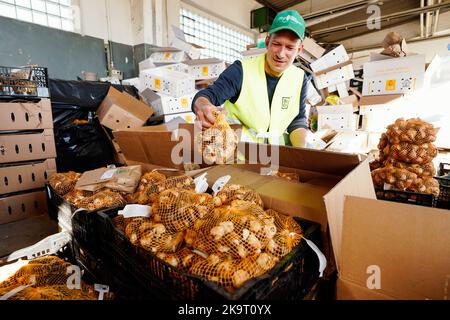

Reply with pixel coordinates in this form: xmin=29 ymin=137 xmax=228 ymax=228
xmin=46 ymin=184 xmax=103 ymax=252
xmin=435 ymin=162 xmax=450 ymax=209
xmin=0 ymin=65 xmax=49 ymax=99
xmin=96 ymin=207 xmax=322 ymax=301
xmin=71 ymin=238 xmax=160 ymax=300
xmin=375 ymin=188 xmax=437 ymax=207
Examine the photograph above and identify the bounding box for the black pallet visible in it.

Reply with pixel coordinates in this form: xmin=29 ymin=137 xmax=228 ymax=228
xmin=0 ymin=66 xmax=49 ymax=99
xmin=96 ymin=207 xmax=322 ymax=301
xmin=375 ymin=188 xmax=437 ymax=207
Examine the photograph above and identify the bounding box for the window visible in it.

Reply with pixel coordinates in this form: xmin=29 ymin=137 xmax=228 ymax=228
xmin=180 ymin=8 xmax=255 ymax=63
xmin=0 ymin=0 xmax=74 ymax=31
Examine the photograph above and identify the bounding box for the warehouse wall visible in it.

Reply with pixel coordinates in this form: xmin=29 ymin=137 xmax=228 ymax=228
xmin=0 ymin=0 xmax=260 ymax=80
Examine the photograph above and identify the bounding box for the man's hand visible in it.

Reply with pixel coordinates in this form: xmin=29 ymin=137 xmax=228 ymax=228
xmin=289 ymin=128 xmax=308 ymax=148
xmin=193 ymin=96 xmax=218 ymax=129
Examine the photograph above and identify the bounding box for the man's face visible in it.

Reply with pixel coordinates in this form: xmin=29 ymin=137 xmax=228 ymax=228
xmin=265 ymin=30 xmax=303 ymax=74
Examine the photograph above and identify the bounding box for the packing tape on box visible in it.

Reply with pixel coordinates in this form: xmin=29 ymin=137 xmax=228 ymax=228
xmin=119 ymin=204 xmax=152 ymax=218
xmin=303 ymin=237 xmax=327 ymax=278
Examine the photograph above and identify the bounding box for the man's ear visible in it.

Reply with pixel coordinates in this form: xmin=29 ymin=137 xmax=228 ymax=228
xmin=297 ymin=43 xmax=304 ymax=55
xmin=265 ymin=35 xmax=270 ymax=48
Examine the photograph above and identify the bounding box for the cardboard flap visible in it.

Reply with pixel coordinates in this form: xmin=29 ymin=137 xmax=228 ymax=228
xmin=323 ymin=158 xmax=375 ymax=271
xmin=203 ymin=165 xmax=336 ymax=230
xmin=341 ymin=196 xmax=450 ymax=300
xmin=239 ymin=143 xmax=362 ymax=176
xmin=359 ymin=94 xmax=403 ymax=107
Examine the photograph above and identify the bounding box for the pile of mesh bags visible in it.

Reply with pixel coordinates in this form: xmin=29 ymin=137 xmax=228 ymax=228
xmin=370 ymin=118 xmax=440 ymax=196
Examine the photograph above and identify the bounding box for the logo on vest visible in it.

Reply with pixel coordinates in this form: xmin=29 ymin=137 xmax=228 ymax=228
xmin=281 ymin=97 xmax=291 ymax=109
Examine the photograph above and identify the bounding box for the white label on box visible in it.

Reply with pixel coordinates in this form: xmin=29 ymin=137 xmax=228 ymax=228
xmin=37 ymin=87 xmax=49 ymax=97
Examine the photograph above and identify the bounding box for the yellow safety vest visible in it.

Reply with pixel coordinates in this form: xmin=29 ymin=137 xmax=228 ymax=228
xmin=224 ymin=53 xmax=304 ymax=146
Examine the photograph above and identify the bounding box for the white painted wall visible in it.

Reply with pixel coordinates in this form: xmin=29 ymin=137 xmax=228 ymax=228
xmin=79 ymin=0 xmax=133 ymax=46
xmin=75 ymin=0 xmax=263 ymax=47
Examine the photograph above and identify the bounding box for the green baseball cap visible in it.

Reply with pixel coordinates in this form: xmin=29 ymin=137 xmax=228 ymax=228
xmin=269 ymin=10 xmax=305 ymax=40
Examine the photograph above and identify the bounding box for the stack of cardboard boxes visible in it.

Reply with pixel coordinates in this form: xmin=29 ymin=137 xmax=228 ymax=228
xmin=0 ymin=99 xmax=57 ymax=225
xmin=121 ymin=27 xmax=227 ymax=124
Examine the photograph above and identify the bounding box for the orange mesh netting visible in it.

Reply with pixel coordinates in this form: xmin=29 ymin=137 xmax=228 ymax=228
xmin=49 ymin=172 xmax=81 ymax=196
xmin=124 ymin=217 xmax=185 ymax=253
xmin=386 ymin=118 xmax=439 ymax=145
xmin=131 ymin=173 xmax=195 ymax=205
xmin=152 ymin=189 xmax=214 ymax=233
xmin=371 ymin=166 xmax=418 ymax=189
xmin=77 ymin=190 xmax=127 ymax=211
xmin=195 ymin=111 xmax=238 ymax=164
xmin=214 ymin=185 xmax=264 ymax=208
xmin=385 ymin=158 xmax=436 ymax=177
xmin=0 ymin=256 xmax=108 ymax=300
xmin=389 ymin=142 xmax=438 ymax=165
xmin=409 ymin=177 xmax=440 ymax=197
xmin=63 ymin=189 xmax=93 ymax=208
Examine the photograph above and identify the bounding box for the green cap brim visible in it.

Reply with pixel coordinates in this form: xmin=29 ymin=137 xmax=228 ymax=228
xmin=269 ymin=26 xmax=304 ymax=41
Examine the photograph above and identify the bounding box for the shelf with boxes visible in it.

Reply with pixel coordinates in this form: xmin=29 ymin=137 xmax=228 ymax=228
xmin=0 ymin=98 xmax=56 ymax=226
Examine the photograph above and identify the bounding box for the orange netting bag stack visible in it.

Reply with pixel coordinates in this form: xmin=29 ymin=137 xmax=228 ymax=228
xmin=370 ymin=118 xmax=440 ymax=197
xmin=0 ymin=256 xmax=108 ymax=300
xmin=195 ymin=111 xmax=238 ymax=164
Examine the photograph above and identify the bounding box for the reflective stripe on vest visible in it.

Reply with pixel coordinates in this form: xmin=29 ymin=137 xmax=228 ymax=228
xmin=224 ymin=53 xmax=304 ymax=145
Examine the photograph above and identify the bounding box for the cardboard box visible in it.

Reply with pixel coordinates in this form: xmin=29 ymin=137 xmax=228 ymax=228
xmin=141 ymin=68 xmax=196 ymax=98
xmin=339 ymin=95 xmax=358 ymax=112
xmin=0 ymin=99 xmax=53 ymax=131
xmin=326 ymin=131 xmax=369 ymax=154
xmin=122 ymin=78 xmax=143 ymax=92
xmin=362 ymin=55 xmax=425 ymax=96
xmin=170 ymin=25 xmax=203 ymax=60
xmin=163 ymin=112 xmax=196 ymax=124
xmin=138 ymin=57 xmax=156 ymax=72
xmin=183 ymin=58 xmax=226 ymax=80
xmin=141 ymin=89 xmax=196 ymax=117
xmin=0 ymin=189 xmax=48 ymax=225
xmin=0 ymin=129 xmax=56 ymax=164
xmin=97 ymin=87 xmax=154 ymax=131
xmin=317 ymin=105 xmax=357 ymax=132
xmin=149 ymin=48 xmax=187 ymax=64
xmin=359 ymin=94 xmax=404 ymax=132
xmin=0 ymin=159 xmax=56 ymax=195
xmin=310 ymin=45 xmax=355 ymax=92
xmin=336 ymin=196 xmax=450 ymax=300
xmin=299 ymin=37 xmax=325 ymax=64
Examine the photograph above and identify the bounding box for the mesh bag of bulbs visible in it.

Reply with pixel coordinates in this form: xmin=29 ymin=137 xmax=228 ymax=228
xmin=370 ymin=118 xmax=440 ymax=197
xmin=195 ymin=111 xmax=239 ymax=164
xmin=49 ymin=171 xmax=128 ymax=211
xmin=0 ymin=256 xmax=112 ymax=300
xmin=113 ymin=182 xmax=304 ymax=292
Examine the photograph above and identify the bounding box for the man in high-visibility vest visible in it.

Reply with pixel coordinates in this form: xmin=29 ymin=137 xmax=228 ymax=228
xmin=192 ymin=10 xmax=310 ymax=147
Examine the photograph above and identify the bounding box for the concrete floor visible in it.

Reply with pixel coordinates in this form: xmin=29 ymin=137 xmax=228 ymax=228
xmin=0 ymin=215 xmax=58 ymax=258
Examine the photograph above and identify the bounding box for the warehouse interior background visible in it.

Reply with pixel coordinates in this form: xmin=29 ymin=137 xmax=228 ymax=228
xmin=0 ymin=0 xmax=450 ymax=303
xmin=1 ymin=0 xmax=449 ymax=80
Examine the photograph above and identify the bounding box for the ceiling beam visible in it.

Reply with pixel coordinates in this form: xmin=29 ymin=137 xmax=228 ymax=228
xmin=310 ymin=1 xmax=450 ymax=36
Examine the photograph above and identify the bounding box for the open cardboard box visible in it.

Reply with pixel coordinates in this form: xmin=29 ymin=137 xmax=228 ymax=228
xmin=97 ymin=87 xmax=154 ymax=131
xmin=114 ymin=122 xmax=450 ymax=300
